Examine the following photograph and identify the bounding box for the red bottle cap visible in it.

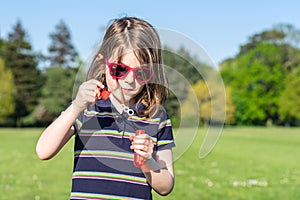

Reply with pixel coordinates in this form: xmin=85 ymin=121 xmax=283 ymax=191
xmin=136 ymin=130 xmax=145 ymax=135
xmin=101 ymin=90 xmax=111 ymax=100
xmin=98 ymin=87 xmax=111 ymax=100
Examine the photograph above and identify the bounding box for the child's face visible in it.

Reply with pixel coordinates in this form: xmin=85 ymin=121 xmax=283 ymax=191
xmin=106 ymin=51 xmax=144 ymax=105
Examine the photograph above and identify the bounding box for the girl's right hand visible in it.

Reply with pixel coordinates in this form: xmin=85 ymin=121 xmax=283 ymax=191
xmin=72 ymin=79 xmax=103 ymax=113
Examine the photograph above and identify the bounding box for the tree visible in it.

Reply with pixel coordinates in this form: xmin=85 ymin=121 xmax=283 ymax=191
xmin=239 ymin=23 xmax=300 ymax=72
xmin=21 ymin=20 xmax=79 ymax=126
xmin=220 ymin=23 xmax=300 ymax=126
xmin=48 ymin=20 xmax=78 ymax=68
xmin=181 ymin=78 xmax=233 ymax=127
xmin=279 ymin=67 xmax=300 ymax=125
xmin=33 ymin=66 xmax=77 ymax=125
xmin=4 ymin=21 xmax=43 ymax=126
xmin=162 ymin=47 xmax=212 ymax=126
xmin=226 ymin=43 xmax=286 ymax=125
xmin=0 ymin=58 xmax=15 ymax=124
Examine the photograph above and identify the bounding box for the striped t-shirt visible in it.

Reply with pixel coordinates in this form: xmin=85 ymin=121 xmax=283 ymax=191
xmin=71 ymin=99 xmax=175 ymax=200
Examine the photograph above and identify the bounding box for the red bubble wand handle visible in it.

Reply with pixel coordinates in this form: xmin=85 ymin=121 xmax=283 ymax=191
xmin=134 ymin=130 xmax=145 ymax=167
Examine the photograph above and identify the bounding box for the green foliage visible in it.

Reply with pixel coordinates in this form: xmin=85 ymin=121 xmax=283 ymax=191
xmin=229 ymin=44 xmax=286 ymax=125
xmin=162 ymin=47 xmax=212 ymax=124
xmin=182 ymin=79 xmax=235 ymax=126
xmin=2 ymin=20 xmax=300 ymax=127
xmin=221 ymin=23 xmax=300 ymax=126
xmin=0 ymin=59 xmax=15 ymax=124
xmin=279 ymin=67 xmax=300 ymax=125
xmin=37 ymin=66 xmax=76 ymax=125
xmin=163 ymin=47 xmax=206 ymax=84
xmin=3 ymin=21 xmax=44 ymax=126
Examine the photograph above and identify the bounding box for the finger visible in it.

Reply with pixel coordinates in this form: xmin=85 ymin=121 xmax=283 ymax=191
xmin=83 ymin=92 xmax=98 ymax=104
xmin=83 ymin=89 xmax=97 ymax=97
xmin=132 ymin=140 xmax=148 ymax=148
xmin=135 ymin=134 xmax=151 ymax=140
xmin=133 ymin=137 xmax=151 ymax=145
xmin=133 ymin=144 xmax=148 ymax=151
xmin=83 ymin=80 xmax=102 ymax=91
xmin=132 ymin=143 xmax=153 ymax=154
xmin=90 ymin=79 xmax=102 ymax=88
xmin=83 ymin=82 xmax=101 ymax=91
xmin=134 ymin=149 xmax=152 ymax=160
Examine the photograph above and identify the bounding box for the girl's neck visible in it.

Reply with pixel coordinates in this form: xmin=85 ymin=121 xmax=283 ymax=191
xmin=109 ymin=94 xmax=135 ymax=115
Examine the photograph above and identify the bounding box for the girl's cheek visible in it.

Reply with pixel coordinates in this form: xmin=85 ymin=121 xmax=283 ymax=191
xmin=106 ymin=70 xmax=118 ymax=91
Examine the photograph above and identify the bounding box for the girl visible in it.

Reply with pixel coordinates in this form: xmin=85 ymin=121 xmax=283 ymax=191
xmin=36 ymin=17 xmax=175 ymax=199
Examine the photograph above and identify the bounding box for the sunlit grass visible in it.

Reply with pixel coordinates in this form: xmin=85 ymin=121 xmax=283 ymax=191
xmin=1 ymin=127 xmax=300 ymax=199
xmin=154 ymin=127 xmax=300 ymax=199
xmin=0 ymin=128 xmax=73 ymax=200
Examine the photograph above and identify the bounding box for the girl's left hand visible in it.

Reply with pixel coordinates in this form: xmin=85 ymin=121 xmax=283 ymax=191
xmin=130 ymin=134 xmax=154 ymax=161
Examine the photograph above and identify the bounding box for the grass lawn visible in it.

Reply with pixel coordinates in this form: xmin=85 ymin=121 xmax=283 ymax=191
xmin=1 ymin=127 xmax=300 ymax=199
xmin=0 ymin=128 xmax=73 ymax=200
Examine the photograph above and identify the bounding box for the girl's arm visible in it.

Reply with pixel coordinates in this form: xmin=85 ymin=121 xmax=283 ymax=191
xmin=141 ymin=149 xmax=174 ymax=196
xmin=36 ymin=79 xmax=103 ymax=160
xmin=130 ymin=135 xmax=174 ymax=195
xmin=36 ymin=104 xmax=79 ymax=160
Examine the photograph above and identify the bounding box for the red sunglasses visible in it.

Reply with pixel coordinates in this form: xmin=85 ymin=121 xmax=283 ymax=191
xmin=105 ymin=59 xmax=153 ymax=83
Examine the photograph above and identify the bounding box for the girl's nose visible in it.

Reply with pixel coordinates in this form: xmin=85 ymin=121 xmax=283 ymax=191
xmin=124 ymin=70 xmax=135 ymax=83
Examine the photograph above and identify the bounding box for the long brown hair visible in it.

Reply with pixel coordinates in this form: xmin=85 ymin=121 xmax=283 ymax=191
xmin=87 ymin=17 xmax=168 ymax=118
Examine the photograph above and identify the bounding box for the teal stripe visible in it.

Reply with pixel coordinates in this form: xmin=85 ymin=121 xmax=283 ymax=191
xmin=75 ymin=150 xmax=133 ymax=159
xmin=80 ymin=129 xmax=133 ymax=137
xmin=84 ymin=110 xmax=120 ymax=117
xmin=75 ymin=119 xmax=82 ymax=129
xmin=158 ymin=119 xmax=172 ymax=130
xmin=157 ymin=140 xmax=174 ymax=146
xmin=73 ymin=171 xmax=147 ymax=184
xmin=70 ymin=192 xmax=143 ymax=200
xmin=128 ymin=115 xmax=160 ymax=123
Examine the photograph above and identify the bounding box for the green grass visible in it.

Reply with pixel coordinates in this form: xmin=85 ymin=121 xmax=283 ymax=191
xmin=0 ymin=128 xmax=73 ymax=200
xmin=1 ymin=127 xmax=300 ymax=199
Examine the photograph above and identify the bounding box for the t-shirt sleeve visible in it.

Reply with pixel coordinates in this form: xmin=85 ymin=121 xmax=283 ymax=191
xmin=156 ymin=110 xmax=175 ymax=150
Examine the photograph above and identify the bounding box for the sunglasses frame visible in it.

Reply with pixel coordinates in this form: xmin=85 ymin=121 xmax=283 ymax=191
xmin=105 ymin=59 xmax=153 ymax=83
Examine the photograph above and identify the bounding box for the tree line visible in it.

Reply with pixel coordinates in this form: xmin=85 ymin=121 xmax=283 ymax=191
xmin=0 ymin=20 xmax=299 ymax=127
xmin=171 ymin=23 xmax=300 ymax=127
xmin=220 ymin=24 xmax=300 ymax=126
xmin=0 ymin=20 xmax=78 ymax=126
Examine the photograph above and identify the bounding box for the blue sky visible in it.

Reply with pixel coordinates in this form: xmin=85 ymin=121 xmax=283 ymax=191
xmin=1 ymin=0 xmax=300 ymax=65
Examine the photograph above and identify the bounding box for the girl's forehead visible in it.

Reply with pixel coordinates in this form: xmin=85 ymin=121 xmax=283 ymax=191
xmin=109 ymin=47 xmax=131 ymax=60
xmin=110 ymin=49 xmax=140 ymax=63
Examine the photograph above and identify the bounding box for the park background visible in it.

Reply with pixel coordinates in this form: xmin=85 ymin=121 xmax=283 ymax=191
xmin=1 ymin=0 xmax=300 ymax=199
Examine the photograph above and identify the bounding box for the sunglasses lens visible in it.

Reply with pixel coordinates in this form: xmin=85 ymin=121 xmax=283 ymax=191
xmin=111 ymin=64 xmax=128 ymax=78
xmin=108 ymin=60 xmax=153 ymax=83
xmin=135 ymin=68 xmax=152 ymax=82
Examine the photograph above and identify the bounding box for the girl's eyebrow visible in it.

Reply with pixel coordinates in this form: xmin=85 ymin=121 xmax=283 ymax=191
xmin=118 ymin=61 xmax=141 ymax=68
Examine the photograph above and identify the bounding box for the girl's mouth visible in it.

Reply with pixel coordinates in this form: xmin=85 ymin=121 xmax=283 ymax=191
xmin=122 ymin=88 xmax=134 ymax=93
